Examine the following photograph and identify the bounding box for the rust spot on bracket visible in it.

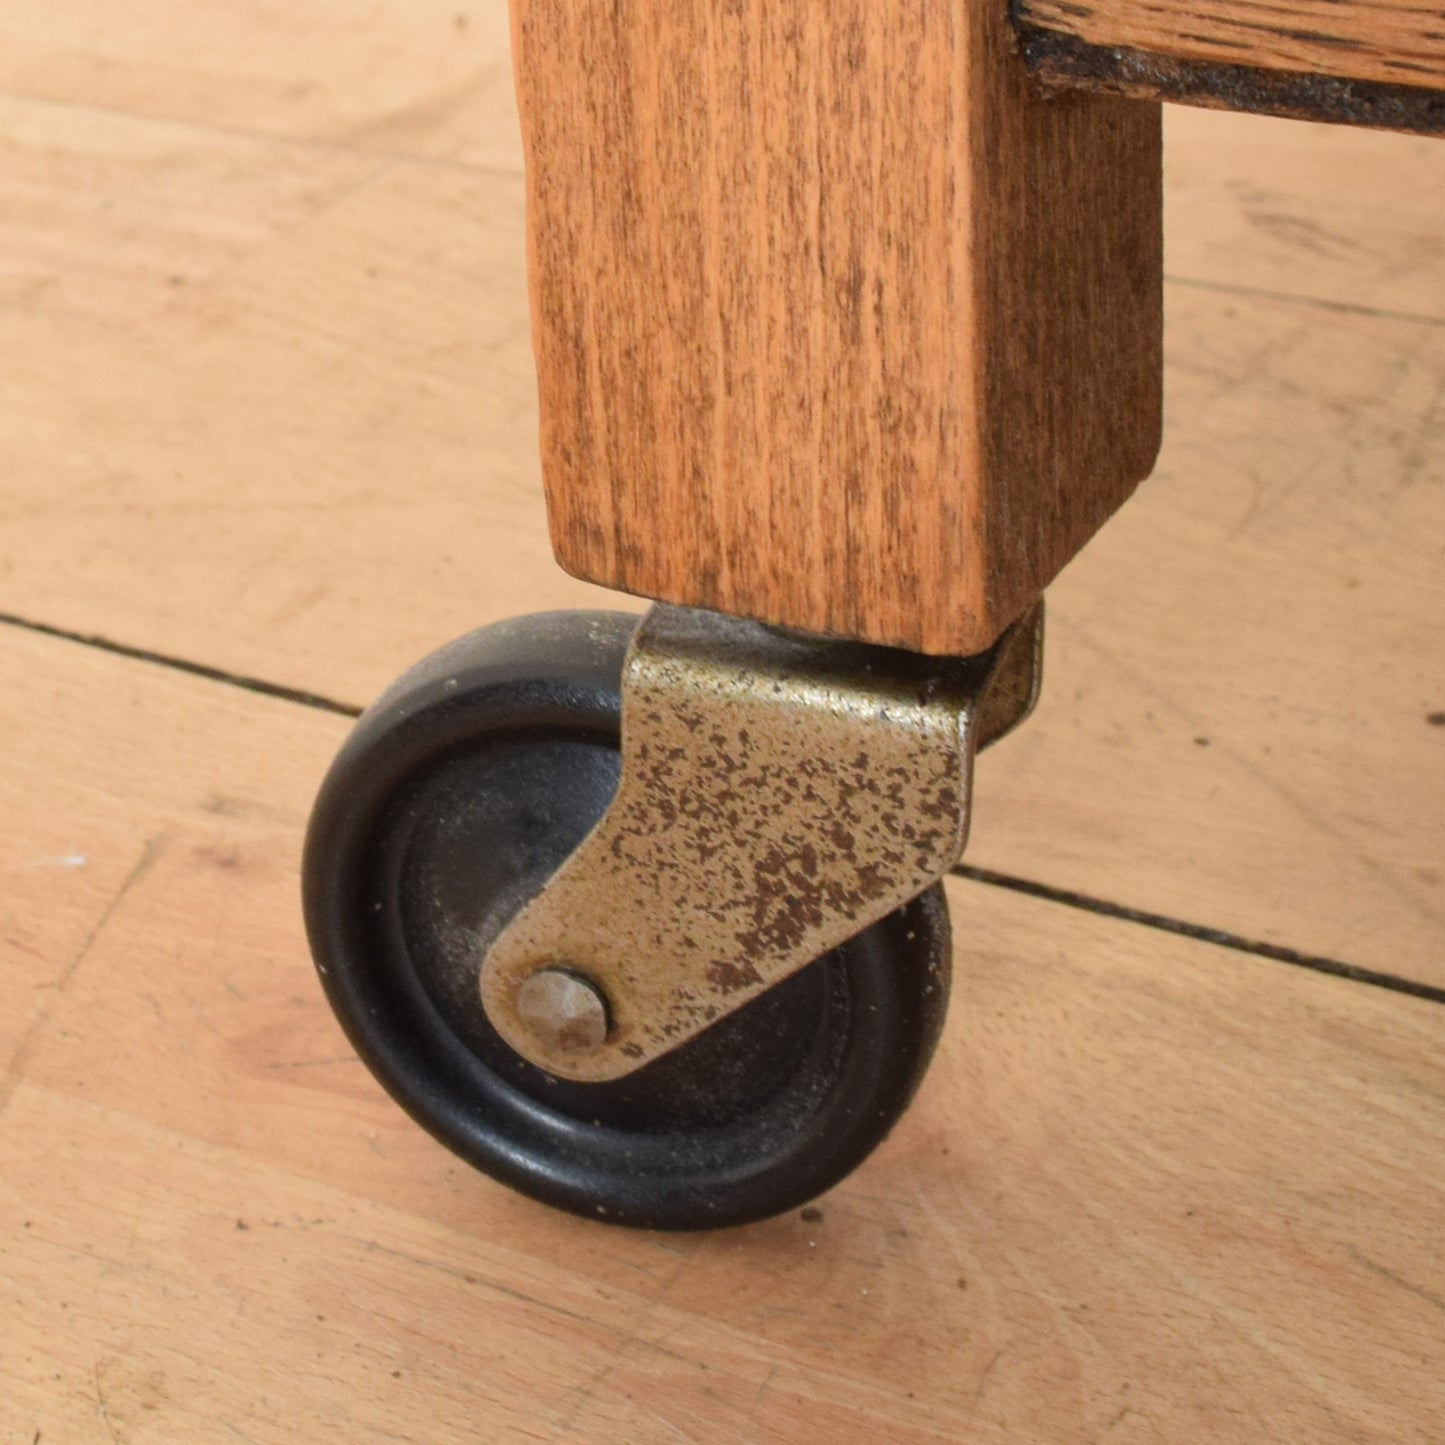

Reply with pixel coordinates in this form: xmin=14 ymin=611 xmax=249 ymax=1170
xmin=480 ymin=603 xmax=1043 ymax=1082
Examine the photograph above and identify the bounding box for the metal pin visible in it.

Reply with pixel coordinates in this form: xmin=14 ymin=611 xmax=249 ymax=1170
xmin=515 ymin=967 xmax=610 ymax=1056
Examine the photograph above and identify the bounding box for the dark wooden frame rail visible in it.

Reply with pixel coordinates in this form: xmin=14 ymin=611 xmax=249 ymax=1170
xmin=1017 ymin=0 xmax=1445 ymax=135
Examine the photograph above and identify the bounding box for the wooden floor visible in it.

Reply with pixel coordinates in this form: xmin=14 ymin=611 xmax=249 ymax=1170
xmin=2 ymin=7 xmax=1443 ymax=1441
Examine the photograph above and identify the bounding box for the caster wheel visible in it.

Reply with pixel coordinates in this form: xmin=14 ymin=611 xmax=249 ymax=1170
xmin=302 ymin=611 xmax=952 ymax=1230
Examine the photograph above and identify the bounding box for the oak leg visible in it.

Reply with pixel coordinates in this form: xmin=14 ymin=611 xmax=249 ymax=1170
xmin=511 ymin=0 xmax=1162 ymax=655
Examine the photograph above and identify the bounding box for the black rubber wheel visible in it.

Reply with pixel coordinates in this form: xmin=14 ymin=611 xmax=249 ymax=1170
xmin=302 ymin=611 xmax=951 ymax=1230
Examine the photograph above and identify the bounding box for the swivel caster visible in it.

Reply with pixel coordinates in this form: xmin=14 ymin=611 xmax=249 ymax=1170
xmin=303 ymin=606 xmax=1041 ymax=1229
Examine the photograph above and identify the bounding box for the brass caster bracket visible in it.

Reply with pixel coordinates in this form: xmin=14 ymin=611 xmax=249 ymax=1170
xmin=480 ymin=602 xmax=1043 ymax=1082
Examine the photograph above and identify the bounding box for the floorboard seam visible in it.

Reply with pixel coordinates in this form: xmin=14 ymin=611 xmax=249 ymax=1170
xmin=0 ymin=609 xmax=361 ymax=718
xmin=952 ymin=863 xmax=1445 ymax=1006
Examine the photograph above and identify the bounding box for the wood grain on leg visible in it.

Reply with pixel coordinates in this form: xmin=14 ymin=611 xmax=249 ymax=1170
xmin=511 ymin=0 xmax=1163 ymax=655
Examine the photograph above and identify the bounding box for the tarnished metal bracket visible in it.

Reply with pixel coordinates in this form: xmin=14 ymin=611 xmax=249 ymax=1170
xmin=480 ymin=602 xmax=1043 ymax=1082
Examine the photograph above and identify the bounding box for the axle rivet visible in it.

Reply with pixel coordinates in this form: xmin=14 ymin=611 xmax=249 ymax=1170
xmin=515 ymin=967 xmax=610 ymax=1055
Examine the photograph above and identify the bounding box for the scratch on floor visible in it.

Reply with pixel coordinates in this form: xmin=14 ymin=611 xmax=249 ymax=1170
xmin=94 ymin=1358 xmax=120 ymax=1444
xmin=1349 ymin=1246 xmax=1445 ymax=1318
xmin=264 ymin=1056 xmax=357 ymax=1070
xmin=0 ymin=834 xmax=167 ymax=1119
xmin=972 ymin=1347 xmax=1004 ymax=1408
xmin=746 ymin=1364 xmax=780 ymax=1429
xmin=360 ymin=1238 xmax=600 ymax=1331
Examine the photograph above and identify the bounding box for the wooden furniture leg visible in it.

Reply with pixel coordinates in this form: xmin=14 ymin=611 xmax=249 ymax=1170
xmin=510 ymin=0 xmax=1164 ymax=655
